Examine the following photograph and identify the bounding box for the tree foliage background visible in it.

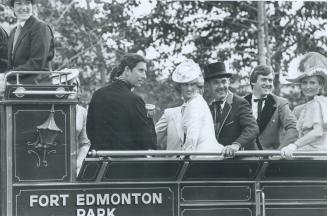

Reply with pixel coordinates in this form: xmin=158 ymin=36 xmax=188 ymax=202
xmin=1 ymin=0 xmax=327 ymax=120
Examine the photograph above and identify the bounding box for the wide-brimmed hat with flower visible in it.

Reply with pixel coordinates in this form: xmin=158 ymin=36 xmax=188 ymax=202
xmin=286 ymin=52 xmax=327 ymax=84
xmin=172 ymin=59 xmax=204 ymax=86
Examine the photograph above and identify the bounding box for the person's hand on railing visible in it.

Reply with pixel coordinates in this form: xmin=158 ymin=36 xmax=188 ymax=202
xmin=280 ymin=143 xmax=297 ymax=159
xmin=222 ymin=142 xmax=241 ymax=158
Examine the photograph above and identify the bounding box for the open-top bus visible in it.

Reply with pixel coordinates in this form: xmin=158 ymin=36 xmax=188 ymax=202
xmin=1 ymin=71 xmax=327 ymax=216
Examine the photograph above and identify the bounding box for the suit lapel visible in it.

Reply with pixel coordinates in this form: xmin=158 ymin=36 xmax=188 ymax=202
xmin=8 ymin=30 xmax=14 ymax=62
xmin=217 ymin=92 xmax=233 ymax=137
xmin=13 ymin=16 xmax=35 ymax=55
xmin=244 ymin=94 xmax=252 ymax=105
xmin=258 ymin=94 xmax=276 ymax=132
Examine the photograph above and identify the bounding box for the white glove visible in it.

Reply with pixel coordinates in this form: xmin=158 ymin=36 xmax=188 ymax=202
xmin=281 ymin=143 xmax=297 ymax=159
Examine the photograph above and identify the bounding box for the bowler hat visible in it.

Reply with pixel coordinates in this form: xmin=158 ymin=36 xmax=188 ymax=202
xmin=204 ymin=62 xmax=232 ymax=81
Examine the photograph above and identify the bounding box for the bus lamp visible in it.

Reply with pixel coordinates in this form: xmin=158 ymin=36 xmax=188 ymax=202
xmin=27 ymin=105 xmax=63 ymax=167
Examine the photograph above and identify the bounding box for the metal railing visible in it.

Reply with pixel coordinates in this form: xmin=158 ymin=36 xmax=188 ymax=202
xmin=4 ymin=71 xmax=76 ymax=98
xmin=5 ymin=70 xmax=73 ymax=85
xmin=88 ymin=150 xmax=327 ymax=158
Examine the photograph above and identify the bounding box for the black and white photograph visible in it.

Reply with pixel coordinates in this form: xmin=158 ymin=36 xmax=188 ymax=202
xmin=0 ymin=0 xmax=327 ymax=215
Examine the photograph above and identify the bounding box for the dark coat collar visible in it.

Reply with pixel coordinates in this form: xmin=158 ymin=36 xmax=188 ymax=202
xmin=113 ymin=78 xmax=133 ymax=90
xmin=12 ymin=16 xmax=36 ymax=54
xmin=216 ymin=92 xmax=233 ymax=136
xmin=244 ymin=94 xmax=252 ymax=105
xmin=258 ymin=94 xmax=276 ymax=132
xmin=244 ymin=93 xmax=277 ymax=133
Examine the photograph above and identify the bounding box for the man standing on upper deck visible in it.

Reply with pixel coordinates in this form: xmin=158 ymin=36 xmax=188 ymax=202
xmin=244 ymin=65 xmax=298 ymax=150
xmin=204 ymin=61 xmax=259 ymax=157
xmin=7 ymin=0 xmax=54 ymax=84
xmin=86 ymin=53 xmax=157 ymax=151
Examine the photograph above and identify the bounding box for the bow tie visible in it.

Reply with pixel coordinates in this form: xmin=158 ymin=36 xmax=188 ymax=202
xmin=254 ymin=97 xmax=267 ymax=102
xmin=212 ymin=100 xmax=223 ymax=106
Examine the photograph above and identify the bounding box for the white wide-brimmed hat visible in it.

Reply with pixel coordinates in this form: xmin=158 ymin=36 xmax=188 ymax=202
xmin=51 ymin=69 xmax=80 ymax=85
xmin=286 ymin=52 xmax=327 ymax=83
xmin=172 ymin=59 xmax=204 ymax=85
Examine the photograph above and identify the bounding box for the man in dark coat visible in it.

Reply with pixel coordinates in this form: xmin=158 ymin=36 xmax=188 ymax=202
xmin=244 ymin=65 xmax=298 ymax=150
xmin=7 ymin=0 xmax=54 ymax=84
xmin=204 ymin=62 xmax=259 ymax=156
xmin=86 ymin=53 xmax=157 ymax=150
xmin=0 ymin=25 xmax=8 ymax=73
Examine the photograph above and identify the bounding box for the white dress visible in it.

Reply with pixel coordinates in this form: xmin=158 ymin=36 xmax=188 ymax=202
xmin=293 ymin=96 xmax=327 ymax=151
xmin=182 ymin=93 xmax=224 ymax=152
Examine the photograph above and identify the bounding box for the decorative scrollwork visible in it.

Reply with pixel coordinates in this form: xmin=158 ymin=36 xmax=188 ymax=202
xmin=26 ymin=105 xmax=62 ymax=168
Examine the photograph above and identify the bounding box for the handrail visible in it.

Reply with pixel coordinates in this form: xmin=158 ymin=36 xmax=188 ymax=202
xmin=88 ymin=150 xmax=327 ymax=158
xmin=255 ymin=189 xmax=262 ymax=216
xmin=4 ymin=70 xmax=73 ymax=85
xmin=12 ymin=89 xmax=75 ymax=95
xmin=261 ymin=190 xmax=266 ymax=216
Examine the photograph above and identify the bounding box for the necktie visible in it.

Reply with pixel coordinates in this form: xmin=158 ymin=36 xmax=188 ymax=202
xmin=13 ymin=24 xmax=22 ymax=51
xmin=254 ymin=98 xmax=266 ymax=120
xmin=210 ymin=101 xmax=223 ymax=123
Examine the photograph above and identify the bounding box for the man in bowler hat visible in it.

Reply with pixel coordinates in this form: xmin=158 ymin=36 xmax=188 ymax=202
xmin=204 ymin=62 xmax=259 ymax=156
xmin=244 ymin=65 xmax=298 ymax=150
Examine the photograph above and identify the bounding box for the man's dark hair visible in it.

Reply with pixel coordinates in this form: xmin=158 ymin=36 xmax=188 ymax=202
xmin=10 ymin=0 xmax=34 ymax=7
xmin=110 ymin=53 xmax=147 ymax=82
xmin=250 ymin=65 xmax=275 ymax=85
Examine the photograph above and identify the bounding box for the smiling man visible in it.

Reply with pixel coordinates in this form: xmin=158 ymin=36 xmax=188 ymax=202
xmin=86 ymin=53 xmax=157 ymax=151
xmin=204 ymin=62 xmax=259 ymax=157
xmin=244 ymin=65 xmax=298 ymax=150
xmin=7 ymin=0 xmax=54 ymax=84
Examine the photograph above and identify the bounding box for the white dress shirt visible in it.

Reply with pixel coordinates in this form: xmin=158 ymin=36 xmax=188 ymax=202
xmin=251 ymin=95 xmax=266 ymax=119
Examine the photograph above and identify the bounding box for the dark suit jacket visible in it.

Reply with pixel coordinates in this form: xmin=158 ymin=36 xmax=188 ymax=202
xmin=244 ymin=93 xmax=298 ymax=149
xmin=7 ymin=16 xmax=54 ymax=83
xmin=86 ymin=80 xmax=157 ymax=150
xmin=0 ymin=25 xmax=8 ymax=73
xmin=211 ymin=92 xmax=259 ymax=149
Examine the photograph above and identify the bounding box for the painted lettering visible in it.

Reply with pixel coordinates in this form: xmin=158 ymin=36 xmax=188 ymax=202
xmin=76 ymin=208 xmax=116 ymax=216
xmin=29 ymin=194 xmax=69 ymax=207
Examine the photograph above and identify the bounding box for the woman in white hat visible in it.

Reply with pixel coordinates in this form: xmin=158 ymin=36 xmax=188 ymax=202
xmin=52 ymin=69 xmax=91 ymax=174
xmin=281 ymin=52 xmax=327 ymax=159
xmin=156 ymin=60 xmax=224 ymax=154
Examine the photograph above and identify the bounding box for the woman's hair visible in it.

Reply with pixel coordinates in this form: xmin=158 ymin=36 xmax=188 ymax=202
xmin=300 ymin=75 xmax=325 ymax=85
xmin=316 ymin=75 xmax=325 ymax=86
xmin=109 ymin=53 xmax=147 ymax=82
xmin=174 ymin=77 xmax=204 ymax=95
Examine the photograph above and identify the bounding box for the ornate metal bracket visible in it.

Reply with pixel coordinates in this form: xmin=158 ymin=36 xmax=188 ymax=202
xmin=27 ymin=104 xmax=62 ymax=167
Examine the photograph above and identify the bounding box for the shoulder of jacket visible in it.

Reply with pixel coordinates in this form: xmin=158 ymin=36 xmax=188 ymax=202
xmin=165 ymin=106 xmax=181 ymax=115
xmin=92 ymin=85 xmax=109 ymax=97
xmin=233 ymin=94 xmax=249 ymax=104
xmin=30 ymin=17 xmax=50 ymax=29
xmin=270 ymin=94 xmax=288 ymax=106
